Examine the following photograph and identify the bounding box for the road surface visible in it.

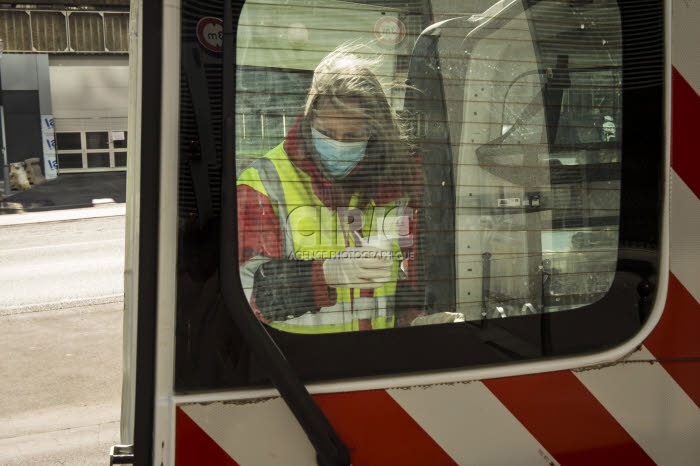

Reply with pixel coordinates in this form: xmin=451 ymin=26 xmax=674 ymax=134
xmin=0 ymin=211 xmax=125 ymax=464
xmin=0 ymin=303 xmax=122 ymax=465
xmin=0 ymin=215 xmax=125 ymax=314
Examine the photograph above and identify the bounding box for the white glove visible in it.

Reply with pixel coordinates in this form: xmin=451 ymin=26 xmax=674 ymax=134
xmin=323 ymin=247 xmax=393 ymax=289
xmin=410 ymin=312 xmax=465 ymax=326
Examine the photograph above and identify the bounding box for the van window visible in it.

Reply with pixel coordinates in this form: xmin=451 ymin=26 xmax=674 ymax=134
xmin=174 ymin=0 xmax=663 ymax=389
xmin=235 ymin=0 xmax=622 ymax=332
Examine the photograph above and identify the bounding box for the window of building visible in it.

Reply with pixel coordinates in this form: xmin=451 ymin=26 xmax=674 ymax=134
xmin=55 ymin=130 xmax=128 ymax=172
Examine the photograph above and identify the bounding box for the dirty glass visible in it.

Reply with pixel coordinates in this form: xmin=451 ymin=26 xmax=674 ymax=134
xmin=442 ymin=0 xmax=622 ymax=320
xmin=235 ymin=0 xmax=622 ymax=333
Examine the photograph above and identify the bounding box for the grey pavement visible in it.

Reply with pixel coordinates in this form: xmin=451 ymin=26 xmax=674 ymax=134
xmin=0 ymin=171 xmax=126 ymax=464
xmin=0 ymin=303 xmax=123 ymax=465
xmin=0 ymin=216 xmax=126 ymax=315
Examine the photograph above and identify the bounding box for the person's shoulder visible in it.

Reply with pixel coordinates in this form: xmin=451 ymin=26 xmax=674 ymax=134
xmin=264 ymin=142 xmax=290 ymax=162
xmin=238 ymin=143 xmax=288 ymax=179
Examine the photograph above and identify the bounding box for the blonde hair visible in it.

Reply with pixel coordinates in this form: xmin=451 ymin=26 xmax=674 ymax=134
xmin=303 ymin=44 xmax=416 ymax=200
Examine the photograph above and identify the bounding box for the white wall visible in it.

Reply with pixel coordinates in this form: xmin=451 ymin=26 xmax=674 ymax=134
xmin=49 ymin=56 xmax=129 ymax=132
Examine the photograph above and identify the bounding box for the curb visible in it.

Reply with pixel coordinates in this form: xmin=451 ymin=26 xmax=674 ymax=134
xmin=0 ymin=201 xmax=99 ymax=213
xmin=0 ymin=203 xmax=126 ymax=227
xmin=0 ymin=295 xmax=124 ymax=317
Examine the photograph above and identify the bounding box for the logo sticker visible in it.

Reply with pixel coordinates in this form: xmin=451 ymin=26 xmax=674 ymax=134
xmin=374 ymin=16 xmax=406 ymax=46
xmin=196 ymin=17 xmax=223 ymax=52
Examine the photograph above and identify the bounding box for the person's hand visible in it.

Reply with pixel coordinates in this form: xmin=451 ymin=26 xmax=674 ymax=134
xmin=410 ymin=312 xmax=465 ymax=326
xmin=323 ymin=247 xmax=393 ymax=289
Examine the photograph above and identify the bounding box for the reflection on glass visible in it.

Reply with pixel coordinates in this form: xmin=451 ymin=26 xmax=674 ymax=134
xmin=236 ymin=0 xmax=431 ymax=333
xmin=237 ymin=44 xmax=424 ymax=333
xmin=235 ymin=0 xmax=623 ymax=332
xmin=452 ymin=0 xmax=622 ymax=320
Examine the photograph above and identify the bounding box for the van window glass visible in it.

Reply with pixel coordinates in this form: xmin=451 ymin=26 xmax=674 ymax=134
xmin=235 ymin=0 xmax=622 ymax=333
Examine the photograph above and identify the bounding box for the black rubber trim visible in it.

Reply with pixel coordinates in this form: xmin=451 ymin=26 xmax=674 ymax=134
xmin=219 ymin=2 xmax=350 ymax=464
xmin=133 ymin=1 xmax=162 ymax=465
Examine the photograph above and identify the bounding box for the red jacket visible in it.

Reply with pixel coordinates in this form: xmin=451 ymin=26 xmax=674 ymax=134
xmin=236 ymin=119 xmax=422 ymax=326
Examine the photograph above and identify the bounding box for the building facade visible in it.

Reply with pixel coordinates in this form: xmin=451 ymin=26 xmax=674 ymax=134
xmin=0 ymin=0 xmax=129 ymax=176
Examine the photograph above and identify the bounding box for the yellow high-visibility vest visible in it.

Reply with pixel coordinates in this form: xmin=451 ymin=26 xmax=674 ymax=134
xmin=238 ymin=143 xmax=410 ymax=333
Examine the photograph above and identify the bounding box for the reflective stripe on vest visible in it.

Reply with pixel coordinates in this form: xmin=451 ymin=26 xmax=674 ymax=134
xmin=237 ymin=144 xmax=408 ymax=332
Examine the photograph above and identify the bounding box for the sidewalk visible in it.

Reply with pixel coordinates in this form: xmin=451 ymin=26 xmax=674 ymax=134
xmin=0 ymin=172 xmax=126 ymax=223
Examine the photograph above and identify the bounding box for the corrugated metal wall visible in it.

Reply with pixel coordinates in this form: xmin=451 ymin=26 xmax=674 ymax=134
xmin=0 ymin=9 xmax=128 ymax=53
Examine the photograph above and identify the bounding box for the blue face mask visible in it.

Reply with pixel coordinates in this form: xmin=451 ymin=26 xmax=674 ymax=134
xmin=311 ymin=127 xmax=368 ymax=179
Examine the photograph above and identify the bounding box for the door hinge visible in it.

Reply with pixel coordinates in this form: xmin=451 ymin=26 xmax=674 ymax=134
xmin=109 ymin=444 xmax=134 ymax=465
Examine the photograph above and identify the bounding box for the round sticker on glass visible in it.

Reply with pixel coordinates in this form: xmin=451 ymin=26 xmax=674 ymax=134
xmin=197 ymin=17 xmax=223 ymax=52
xmin=374 ymin=16 xmax=406 ymax=46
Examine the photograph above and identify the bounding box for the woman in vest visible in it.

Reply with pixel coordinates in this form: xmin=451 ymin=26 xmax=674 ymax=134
xmin=237 ymin=46 xmax=425 ymax=333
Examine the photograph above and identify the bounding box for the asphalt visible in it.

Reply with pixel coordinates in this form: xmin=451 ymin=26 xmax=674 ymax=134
xmin=0 ymin=171 xmax=126 ymax=221
xmin=0 ymin=172 xmax=127 ymax=463
xmin=0 ymin=303 xmax=123 ymax=464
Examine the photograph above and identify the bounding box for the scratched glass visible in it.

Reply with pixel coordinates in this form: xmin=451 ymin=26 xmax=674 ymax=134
xmin=235 ymin=0 xmax=623 ymax=332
